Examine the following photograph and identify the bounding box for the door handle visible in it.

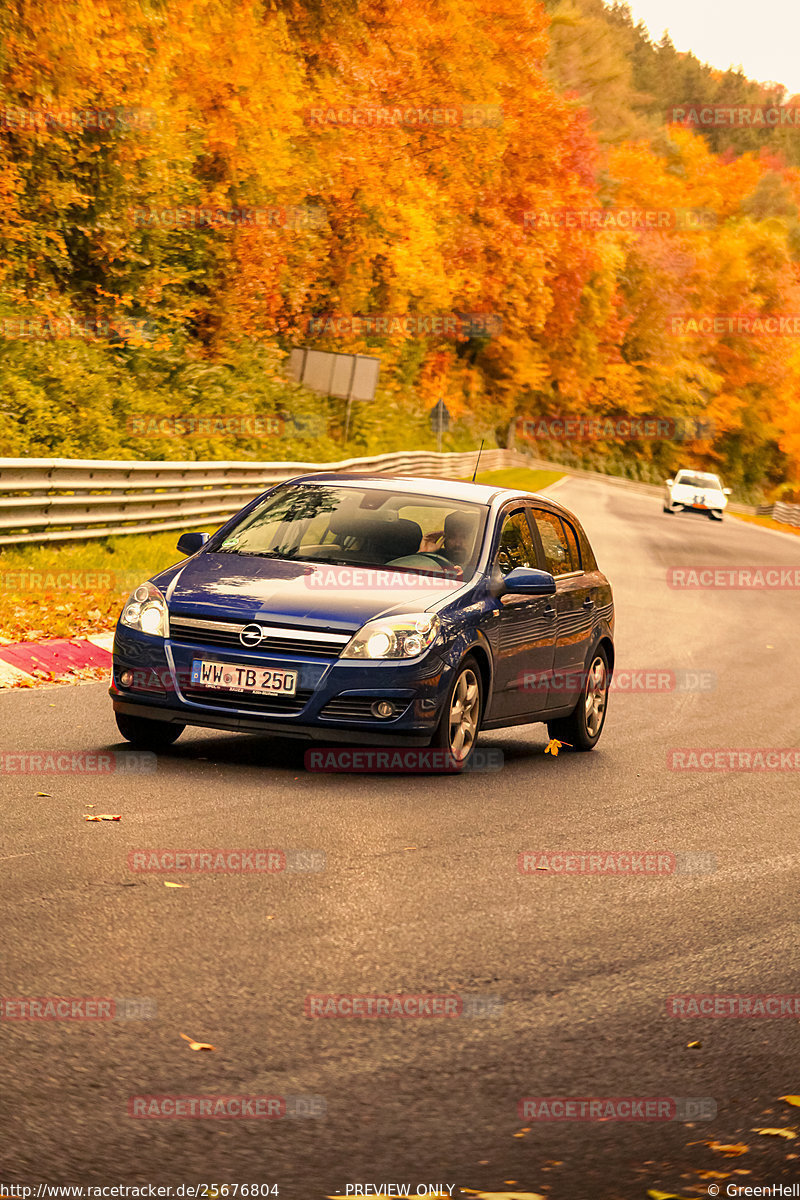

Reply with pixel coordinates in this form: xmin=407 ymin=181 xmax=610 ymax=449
xmin=543 ymin=605 xmax=556 ymax=618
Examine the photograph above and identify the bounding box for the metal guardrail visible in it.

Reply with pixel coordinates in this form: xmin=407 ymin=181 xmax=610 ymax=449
xmin=0 ymin=449 xmax=767 ymax=547
xmin=756 ymin=501 xmax=800 ymax=527
xmin=0 ymin=449 xmax=526 ymax=546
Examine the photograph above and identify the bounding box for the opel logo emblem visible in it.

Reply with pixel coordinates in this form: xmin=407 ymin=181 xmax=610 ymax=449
xmin=240 ymin=623 xmax=264 ymax=647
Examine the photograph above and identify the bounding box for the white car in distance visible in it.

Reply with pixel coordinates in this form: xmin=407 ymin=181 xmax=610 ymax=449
xmin=663 ymin=469 xmax=732 ymax=521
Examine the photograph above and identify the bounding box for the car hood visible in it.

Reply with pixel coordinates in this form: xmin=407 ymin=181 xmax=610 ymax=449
xmin=155 ymin=553 xmax=465 ymax=632
xmin=672 ymin=483 xmax=726 ymax=501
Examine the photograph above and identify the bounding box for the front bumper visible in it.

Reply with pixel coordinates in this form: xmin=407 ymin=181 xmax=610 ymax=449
xmin=111 ymin=624 xmax=451 ymax=742
xmin=667 ymin=496 xmax=726 ymax=514
xmin=110 ymin=694 xmax=431 ymax=744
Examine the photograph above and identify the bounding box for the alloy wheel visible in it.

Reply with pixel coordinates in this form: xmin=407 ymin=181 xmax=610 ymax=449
xmin=584 ymin=656 xmax=608 ymax=737
xmin=448 ymin=667 xmax=480 ymax=759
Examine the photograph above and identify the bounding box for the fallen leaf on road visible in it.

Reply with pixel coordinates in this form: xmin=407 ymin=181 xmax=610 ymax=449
xmin=697 ymin=1172 xmax=730 ymax=1179
xmin=647 ymin=1192 xmax=695 ymax=1200
xmin=703 ymin=1140 xmax=749 ymax=1156
xmin=752 ymin=1127 xmax=797 ymax=1139
xmin=164 ymin=882 xmax=188 ymax=888
xmin=544 ymin=738 xmax=571 ymax=756
xmin=36 ymin=792 xmax=51 ymax=797
xmin=180 ymin=1032 xmax=215 ymax=1051
xmin=460 ymin=1192 xmax=545 ymax=1199
xmin=780 ymin=1096 xmax=800 ymax=1107
xmin=687 ymin=1040 xmax=702 ymax=1048
xmin=85 ymin=814 xmax=121 ymax=821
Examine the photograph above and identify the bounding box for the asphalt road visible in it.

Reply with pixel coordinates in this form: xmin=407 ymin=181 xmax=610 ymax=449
xmin=3 ymin=476 xmax=800 ymax=1199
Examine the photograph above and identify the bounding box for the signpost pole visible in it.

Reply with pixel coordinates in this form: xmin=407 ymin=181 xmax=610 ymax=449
xmin=343 ymin=356 xmax=358 ymax=444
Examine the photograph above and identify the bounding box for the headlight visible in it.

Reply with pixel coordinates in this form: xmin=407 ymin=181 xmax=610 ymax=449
xmin=341 ymin=613 xmax=440 ymax=660
xmin=120 ymin=582 xmax=169 ymax=639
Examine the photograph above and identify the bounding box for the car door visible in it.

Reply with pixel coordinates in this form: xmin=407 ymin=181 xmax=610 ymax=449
xmin=485 ymin=507 xmax=557 ymax=720
xmin=528 ymin=507 xmax=595 ymax=712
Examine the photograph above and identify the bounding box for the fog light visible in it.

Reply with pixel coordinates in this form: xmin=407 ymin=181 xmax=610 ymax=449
xmin=119 ymin=670 xmax=133 ymax=687
xmin=371 ymin=700 xmax=396 ymax=719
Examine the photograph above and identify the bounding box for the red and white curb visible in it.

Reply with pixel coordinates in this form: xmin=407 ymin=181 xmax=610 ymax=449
xmin=0 ymin=633 xmax=113 ymax=688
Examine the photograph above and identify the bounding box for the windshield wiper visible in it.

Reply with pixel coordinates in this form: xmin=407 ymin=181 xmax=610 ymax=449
xmin=214 ymin=548 xmax=290 ymax=559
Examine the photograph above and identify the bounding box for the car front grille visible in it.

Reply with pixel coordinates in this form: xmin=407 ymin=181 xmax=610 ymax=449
xmin=181 ymin=686 xmax=314 ymax=715
xmin=169 ymin=614 xmax=352 ymax=658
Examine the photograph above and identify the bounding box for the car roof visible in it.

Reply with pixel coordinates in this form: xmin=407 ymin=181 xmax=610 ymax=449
xmin=291 ymin=472 xmax=501 ymax=503
xmin=288 ymin=472 xmax=570 ymax=513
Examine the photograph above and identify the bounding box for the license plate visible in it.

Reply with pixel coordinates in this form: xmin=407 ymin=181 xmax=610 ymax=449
xmin=190 ymin=659 xmax=298 ymax=696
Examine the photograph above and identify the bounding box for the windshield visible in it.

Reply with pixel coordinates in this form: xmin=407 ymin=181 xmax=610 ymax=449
xmin=675 ymin=472 xmax=722 ymax=490
xmin=208 ymin=483 xmax=488 ymax=578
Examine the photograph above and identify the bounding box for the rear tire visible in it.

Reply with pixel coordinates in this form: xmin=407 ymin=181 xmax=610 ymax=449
xmin=430 ymin=655 xmax=484 ymax=770
xmin=115 ymin=711 xmax=184 ymax=750
xmin=546 ymin=647 xmax=610 ymax=752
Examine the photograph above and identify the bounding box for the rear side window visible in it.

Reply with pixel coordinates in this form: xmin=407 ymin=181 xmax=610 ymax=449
xmin=530 ymin=509 xmax=580 ymax=576
xmin=561 ymin=519 xmax=581 ymax=571
xmin=576 ymin=522 xmax=597 ymax=572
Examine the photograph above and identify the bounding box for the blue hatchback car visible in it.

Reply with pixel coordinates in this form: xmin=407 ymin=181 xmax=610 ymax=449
xmin=111 ymin=474 xmax=614 ymax=767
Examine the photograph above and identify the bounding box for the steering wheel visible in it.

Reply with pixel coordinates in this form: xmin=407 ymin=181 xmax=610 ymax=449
xmin=387 ymin=552 xmax=462 ymax=579
xmin=418 ymin=552 xmax=459 ymax=572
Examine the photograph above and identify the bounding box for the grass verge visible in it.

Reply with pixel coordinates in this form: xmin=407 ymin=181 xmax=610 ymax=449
xmin=0 ymin=527 xmax=217 ymax=642
xmin=468 ymin=468 xmax=565 ymax=491
xmin=730 ymin=512 xmax=800 ymax=537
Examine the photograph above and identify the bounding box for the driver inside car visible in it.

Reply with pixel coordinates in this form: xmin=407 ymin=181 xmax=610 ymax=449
xmin=419 ymin=511 xmax=473 ymax=568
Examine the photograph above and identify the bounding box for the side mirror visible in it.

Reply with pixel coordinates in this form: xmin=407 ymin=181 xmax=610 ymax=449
xmin=723 ymin=488 xmax=732 ymax=495
xmin=666 ymin=478 xmax=675 ymax=487
xmin=177 ymin=531 xmax=209 ymax=556
xmin=500 ymin=566 xmax=557 ymax=596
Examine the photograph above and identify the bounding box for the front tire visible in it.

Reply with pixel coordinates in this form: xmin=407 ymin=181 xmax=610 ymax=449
xmin=431 ymin=655 xmax=484 ymax=770
xmin=546 ymin=647 xmax=610 ymax=752
xmin=115 ymin=711 xmax=185 ymax=750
